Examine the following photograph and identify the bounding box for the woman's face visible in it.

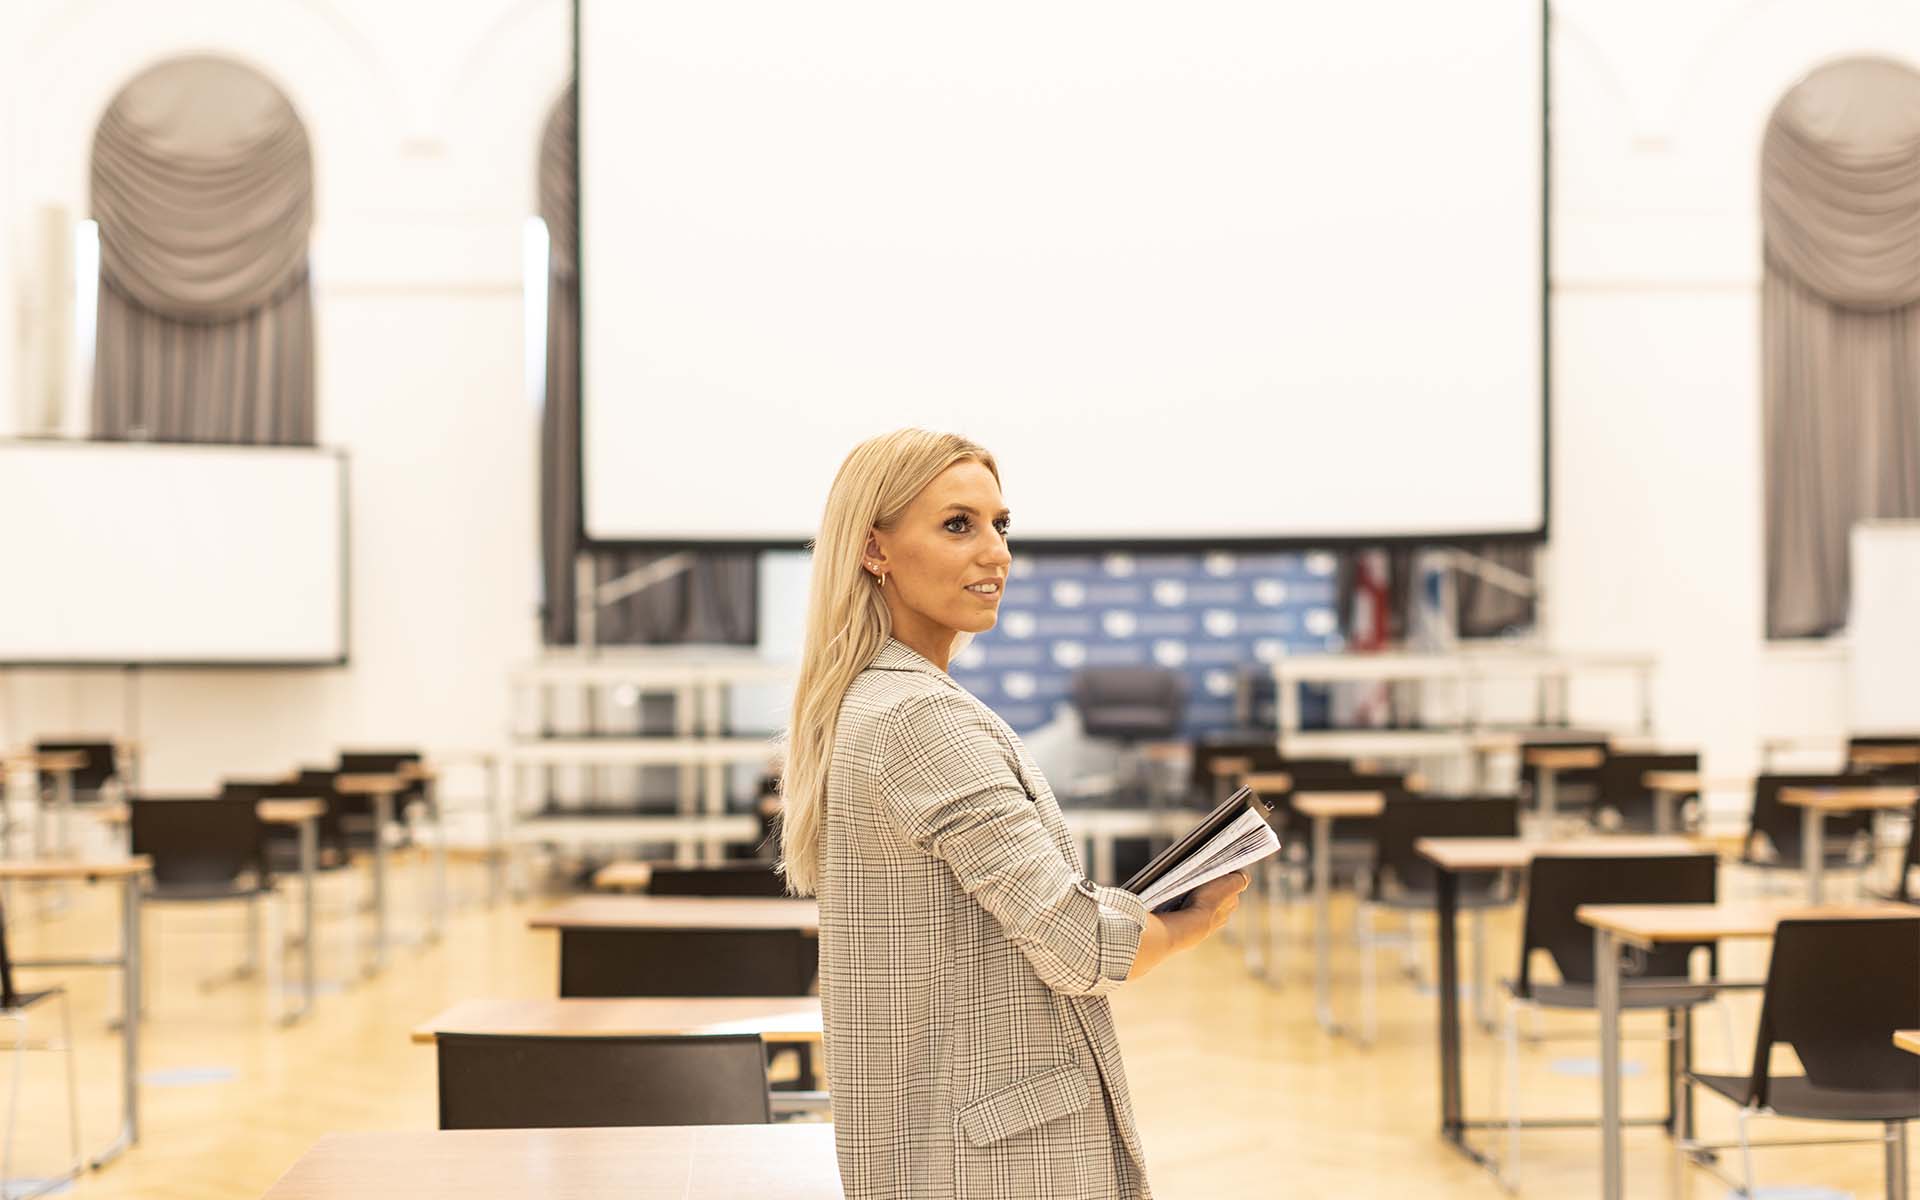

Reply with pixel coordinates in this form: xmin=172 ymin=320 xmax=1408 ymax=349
xmin=866 ymin=459 xmax=1012 ymax=660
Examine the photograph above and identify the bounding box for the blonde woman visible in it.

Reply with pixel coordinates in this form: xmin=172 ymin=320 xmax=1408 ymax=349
xmin=780 ymin=428 xmax=1249 ymax=1199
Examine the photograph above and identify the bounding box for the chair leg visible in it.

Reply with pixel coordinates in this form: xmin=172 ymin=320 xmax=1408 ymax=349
xmin=1359 ymin=903 xmax=1376 ymax=1047
xmin=1889 ymin=1120 xmax=1910 ymax=1200
xmin=1734 ymin=1106 xmax=1757 ymax=1199
xmin=1470 ymin=908 xmax=1492 ymax=1032
xmin=58 ymin=994 xmax=80 ymax=1182
xmin=1499 ymin=996 xmax=1524 ymax=1193
xmin=2 ymin=1012 xmax=21 ymax=1195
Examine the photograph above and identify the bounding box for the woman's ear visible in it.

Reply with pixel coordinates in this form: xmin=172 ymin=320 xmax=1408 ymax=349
xmin=863 ymin=530 xmax=887 ymax=570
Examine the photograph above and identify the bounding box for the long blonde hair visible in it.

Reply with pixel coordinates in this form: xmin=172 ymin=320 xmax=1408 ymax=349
xmin=778 ymin=428 xmax=1000 ymax=895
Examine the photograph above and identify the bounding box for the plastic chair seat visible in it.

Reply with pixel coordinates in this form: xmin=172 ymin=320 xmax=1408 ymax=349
xmin=1693 ymin=1073 xmax=1920 ymax=1123
xmin=1506 ymin=977 xmax=1717 ymax=1012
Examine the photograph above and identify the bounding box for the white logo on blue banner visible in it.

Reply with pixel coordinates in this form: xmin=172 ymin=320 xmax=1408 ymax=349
xmin=1202 ymin=609 xmax=1237 ymax=637
xmin=1102 ymin=610 xmax=1138 ymax=638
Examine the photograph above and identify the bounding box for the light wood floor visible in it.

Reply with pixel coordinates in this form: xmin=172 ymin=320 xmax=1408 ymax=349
xmin=4 ymin=860 xmax=1909 ymax=1199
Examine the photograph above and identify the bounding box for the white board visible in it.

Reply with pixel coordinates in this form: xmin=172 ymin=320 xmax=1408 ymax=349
xmin=579 ymin=0 xmax=1544 ymax=544
xmin=1849 ymin=520 xmax=1920 ymax=733
xmin=0 ymin=441 xmax=346 ymax=664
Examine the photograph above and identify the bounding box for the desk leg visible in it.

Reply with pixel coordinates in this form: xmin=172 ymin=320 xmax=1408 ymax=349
xmin=93 ymin=875 xmax=142 ymax=1167
xmin=1093 ymin=836 xmax=1115 ymax=890
xmin=286 ymin=818 xmax=317 ymax=1024
xmin=1313 ymin=813 xmax=1336 ymax=1034
xmin=1654 ymin=789 xmax=1674 ymax=836
xmin=1262 ymin=855 xmax=1285 ymax=989
xmin=1597 ymin=926 xmax=1624 ymax=1200
xmin=370 ymin=794 xmax=392 ymax=974
xmin=1537 ymin=767 xmax=1558 ymax=839
xmin=1436 ymin=866 xmax=1466 ymax=1147
xmin=1803 ymin=807 xmax=1825 ymax=905
xmin=703 ymin=761 xmax=725 ymax=864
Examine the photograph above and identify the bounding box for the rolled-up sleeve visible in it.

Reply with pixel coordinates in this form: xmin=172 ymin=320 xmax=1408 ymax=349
xmin=878 ymin=690 xmax=1148 ymax=997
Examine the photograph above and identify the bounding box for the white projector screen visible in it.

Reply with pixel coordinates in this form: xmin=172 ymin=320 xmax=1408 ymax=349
xmin=0 ymin=442 xmax=347 ymax=665
xmin=580 ymin=1 xmax=1543 ymax=544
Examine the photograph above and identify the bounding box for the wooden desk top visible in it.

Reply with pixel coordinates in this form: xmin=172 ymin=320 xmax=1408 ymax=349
xmin=1576 ymin=901 xmax=1919 ymax=947
xmin=530 ymin=896 xmax=821 ymax=933
xmin=258 ymin=799 xmax=325 ymax=824
xmin=1292 ymin=792 xmax=1384 ymax=819
xmin=410 ymin=997 xmax=823 ymax=1045
xmin=1779 ymin=785 xmax=1918 ymax=812
xmin=594 ymin=861 xmax=654 ymax=892
xmin=26 ymin=749 xmax=89 ymax=773
xmin=0 ymin=856 xmax=151 ymax=882
xmin=1896 ymin=1030 xmax=1920 ymax=1056
xmin=1852 ymin=745 xmax=1920 ymax=766
xmin=258 ymin=1124 xmax=841 ymax=1199
xmin=1209 ymin=756 xmax=1253 ymax=778
xmin=1523 ymin=746 xmax=1606 ymax=770
xmin=1642 ymin=771 xmax=1753 ymax=793
xmin=1240 ymin=771 xmax=1293 ymax=794
xmin=396 ymin=761 xmax=439 ymax=782
xmin=1416 ymin=835 xmax=1703 ymax=872
xmin=336 ymin=773 xmax=407 ymax=796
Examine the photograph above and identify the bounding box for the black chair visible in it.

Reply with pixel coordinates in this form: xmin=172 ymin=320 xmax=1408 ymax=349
xmin=33 ymin=739 xmax=120 ymax=804
xmin=1498 ymin=853 xmax=1724 ymax=1187
xmin=435 ymin=1033 xmax=771 ymax=1129
xmin=559 ymin=928 xmax=818 ymax=999
xmin=0 ymin=891 xmax=81 ymax=1194
xmin=128 ymin=795 xmax=275 ymax=990
xmin=1593 ymin=752 xmax=1700 ymax=834
xmin=1685 ymin=917 xmax=1920 ymax=1198
xmin=1355 ymin=796 xmax=1519 ymax=1042
xmin=1071 ymin=667 xmax=1187 ymax=808
xmin=644 ymin=863 xmax=787 ymax=898
xmin=1741 ymin=773 xmax=1878 ymax=891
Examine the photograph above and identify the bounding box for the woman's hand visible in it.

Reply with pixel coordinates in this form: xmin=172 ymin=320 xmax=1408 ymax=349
xmin=1125 ymin=870 xmax=1251 ymax=981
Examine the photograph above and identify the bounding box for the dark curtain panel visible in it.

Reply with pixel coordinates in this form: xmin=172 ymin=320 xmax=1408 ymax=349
xmin=1455 ymin=541 xmax=1536 ymax=637
xmin=537 ymin=86 xmax=757 ymax=645
xmin=90 ymin=55 xmax=314 ymax=444
xmin=1762 ymin=57 xmax=1920 ymax=638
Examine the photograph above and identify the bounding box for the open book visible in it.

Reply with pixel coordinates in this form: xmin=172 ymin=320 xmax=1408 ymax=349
xmin=1121 ymin=785 xmax=1282 ymax=913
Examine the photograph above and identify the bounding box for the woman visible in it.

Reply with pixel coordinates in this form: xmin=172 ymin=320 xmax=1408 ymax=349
xmin=780 ymin=428 xmax=1248 ymax=1199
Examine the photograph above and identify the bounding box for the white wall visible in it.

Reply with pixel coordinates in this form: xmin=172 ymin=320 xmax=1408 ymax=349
xmin=1548 ymin=0 xmax=1915 ymax=789
xmin=0 ymin=0 xmax=572 ymax=786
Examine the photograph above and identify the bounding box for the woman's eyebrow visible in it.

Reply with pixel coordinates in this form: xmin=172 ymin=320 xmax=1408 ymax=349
xmin=943 ymin=504 xmax=1012 ymax=518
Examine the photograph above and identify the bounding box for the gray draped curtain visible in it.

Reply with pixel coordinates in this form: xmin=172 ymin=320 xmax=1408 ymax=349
xmin=538 ymin=86 xmax=758 ymax=645
xmin=90 ymin=55 xmax=315 ymax=444
xmin=1763 ymin=56 xmax=1920 ymax=638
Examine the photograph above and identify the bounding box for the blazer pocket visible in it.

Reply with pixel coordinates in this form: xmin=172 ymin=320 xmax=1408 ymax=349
xmin=956 ymin=1063 xmax=1094 ymax=1148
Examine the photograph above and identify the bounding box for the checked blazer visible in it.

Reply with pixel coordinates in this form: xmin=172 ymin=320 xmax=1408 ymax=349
xmin=817 ymin=637 xmax=1155 ymax=1199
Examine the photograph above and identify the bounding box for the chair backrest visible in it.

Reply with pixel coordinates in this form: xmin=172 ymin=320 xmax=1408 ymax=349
xmin=1372 ymin=795 xmax=1520 ymax=897
xmin=128 ymin=795 xmax=266 ymax=889
xmin=435 ymin=1033 xmax=771 ymax=1129
xmin=1745 ymin=917 xmax=1920 ymax=1105
xmin=35 ymin=739 xmax=119 ymax=794
xmin=644 ymin=863 xmax=787 ymax=898
xmin=0 ymin=891 xmax=17 ymax=1010
xmin=1594 ymin=752 xmax=1700 ymax=832
xmin=1071 ymin=667 xmax=1186 ymax=740
xmin=1517 ymin=853 xmax=1717 ymax=995
xmin=560 ymin=929 xmax=818 ymax=997
xmin=1747 ymin=772 xmax=1878 ymax=862
xmin=1848 ymin=735 xmax=1920 ymax=788
xmin=339 ymin=749 xmax=426 ymax=806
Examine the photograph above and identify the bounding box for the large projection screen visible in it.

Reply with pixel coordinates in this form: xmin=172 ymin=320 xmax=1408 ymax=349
xmin=0 ymin=442 xmax=347 ymax=665
xmin=580 ymin=2 xmax=1544 ymax=545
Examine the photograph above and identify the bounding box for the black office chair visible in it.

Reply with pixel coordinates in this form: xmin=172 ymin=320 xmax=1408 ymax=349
xmin=1740 ymin=773 xmax=1878 ymax=894
xmin=1593 ymin=752 xmax=1700 ymax=834
xmin=0 ymin=891 xmax=82 ymax=1196
xmin=128 ymin=795 xmax=275 ymax=992
xmin=644 ymin=863 xmax=787 ymax=898
xmin=1685 ymin=917 xmax=1920 ymax=1198
xmin=435 ymin=1032 xmax=771 ymax=1129
xmin=1354 ymin=796 xmax=1519 ymax=1043
xmin=1499 ymin=853 xmax=1724 ymax=1188
xmin=1070 ymin=667 xmax=1186 ymax=806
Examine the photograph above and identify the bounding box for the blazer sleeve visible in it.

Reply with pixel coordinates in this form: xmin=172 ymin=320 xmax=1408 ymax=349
xmin=877 ymin=689 xmax=1149 ymax=997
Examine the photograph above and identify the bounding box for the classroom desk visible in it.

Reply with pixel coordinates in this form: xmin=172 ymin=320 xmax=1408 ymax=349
xmin=335 ymin=773 xmax=406 ymax=972
xmin=1639 ymin=772 xmax=1752 ymax=836
xmin=0 ymin=856 xmax=150 ymax=1167
xmin=1577 ymin=900 xmax=1919 ymax=1200
xmin=532 ymin=896 xmax=821 ymax=998
xmin=258 ymin=1124 xmax=843 ymax=1199
xmin=1778 ymin=785 xmax=1918 ymax=902
xmin=593 ymin=861 xmax=656 ymax=892
xmin=1897 ymin=1030 xmax=1920 ymax=1056
xmin=410 ymin=996 xmax=823 ymax=1045
xmin=1414 ymin=836 xmax=1702 ymax=1173
xmin=1522 ymin=746 xmax=1605 ymax=837
xmin=1851 ymin=744 xmax=1920 ymax=768
xmin=1294 ymin=790 xmax=1384 ymax=1034
xmin=259 ymin=798 xmax=324 ymax=1022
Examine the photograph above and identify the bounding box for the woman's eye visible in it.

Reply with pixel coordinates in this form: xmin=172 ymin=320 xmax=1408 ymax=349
xmin=944 ymin=516 xmax=969 ymax=533
xmin=993 ymin=518 xmax=1012 ymax=536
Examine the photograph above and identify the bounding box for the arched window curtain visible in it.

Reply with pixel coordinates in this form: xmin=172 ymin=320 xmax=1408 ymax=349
xmin=1763 ymin=57 xmax=1920 ymax=638
xmin=90 ymin=56 xmax=315 ymax=444
xmin=537 ymin=86 xmax=758 ymax=645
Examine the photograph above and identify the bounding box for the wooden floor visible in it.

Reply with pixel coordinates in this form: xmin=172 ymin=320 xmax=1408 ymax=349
xmin=4 ymin=858 xmax=1908 ymax=1199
